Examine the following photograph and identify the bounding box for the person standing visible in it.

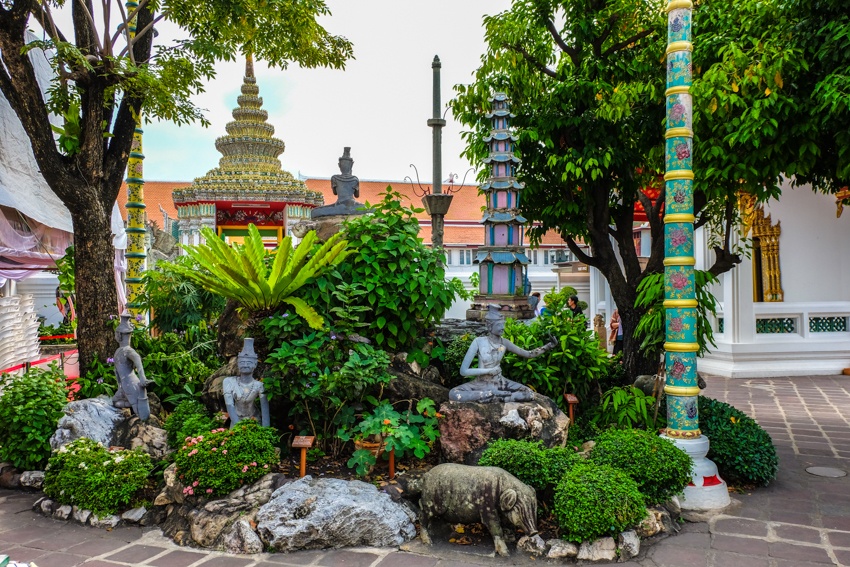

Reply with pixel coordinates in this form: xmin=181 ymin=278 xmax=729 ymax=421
xmin=567 ymin=295 xmax=583 ymax=317
xmin=609 ymin=309 xmax=624 ymax=355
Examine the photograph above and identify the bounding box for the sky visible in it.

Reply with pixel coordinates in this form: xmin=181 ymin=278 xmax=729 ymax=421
xmin=140 ymin=0 xmax=513 ymax=184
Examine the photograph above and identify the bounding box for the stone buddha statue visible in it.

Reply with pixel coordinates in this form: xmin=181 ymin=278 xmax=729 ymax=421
xmin=450 ymin=305 xmax=557 ymax=403
xmin=112 ymin=313 xmax=151 ymax=420
xmin=222 ymin=338 xmax=270 ymax=428
xmin=311 ymin=147 xmax=367 ymax=218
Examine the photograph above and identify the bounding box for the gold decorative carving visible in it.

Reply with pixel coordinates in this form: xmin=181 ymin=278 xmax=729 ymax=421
xmin=837 ymin=187 xmax=850 ymax=218
xmin=752 ymin=207 xmax=783 ymax=302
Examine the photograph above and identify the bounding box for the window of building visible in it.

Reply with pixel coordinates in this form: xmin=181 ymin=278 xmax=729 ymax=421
xmin=466 ymin=250 xmax=473 ymax=264
xmin=446 ymin=250 xmax=452 ymax=264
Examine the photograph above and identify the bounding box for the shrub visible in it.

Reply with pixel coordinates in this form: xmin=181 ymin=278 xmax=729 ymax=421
xmin=142 ymin=255 xmax=227 ymax=333
xmin=589 ymin=428 xmax=693 ymax=504
xmin=164 ymin=400 xmax=218 ymax=448
xmin=0 ymin=365 xmax=67 ymax=470
xmin=554 ymin=463 xmax=646 ymax=543
xmin=43 ymin=438 xmax=152 ymax=516
xmin=174 ymin=420 xmax=278 ymax=496
xmin=443 ymin=333 xmax=473 ymax=386
xmin=699 ymin=396 xmax=778 ymax=486
xmin=479 ymin=439 xmax=582 ymax=492
xmin=590 ymin=386 xmax=665 ymax=430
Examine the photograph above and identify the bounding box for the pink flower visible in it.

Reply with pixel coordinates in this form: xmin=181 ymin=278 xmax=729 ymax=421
xmin=670 ymin=272 xmax=689 ymax=290
xmin=223 ymin=450 xmax=228 ymax=455
xmin=206 ymin=488 xmax=213 ymax=494
xmin=193 ymin=481 xmax=199 ymax=487
xmin=263 ymin=464 xmax=269 ymax=469
xmin=242 ymin=465 xmax=249 ymax=473
xmin=185 ymin=437 xmax=191 ymax=442
xmin=670 ymin=229 xmax=688 ymax=248
xmin=187 ymin=488 xmax=194 ymax=495
xmin=251 ymin=462 xmax=257 ymax=467
xmin=211 ymin=448 xmax=217 ymax=452
xmin=675 ymin=142 xmax=690 ymax=160
xmin=670 ymin=317 xmax=684 ymax=333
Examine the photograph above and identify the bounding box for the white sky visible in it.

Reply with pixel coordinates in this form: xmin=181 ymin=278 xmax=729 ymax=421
xmin=141 ymin=0 xmax=512 ymax=183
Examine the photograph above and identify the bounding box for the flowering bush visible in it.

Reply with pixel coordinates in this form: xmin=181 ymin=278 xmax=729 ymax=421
xmin=174 ymin=420 xmax=278 ymax=496
xmin=43 ymin=438 xmax=152 ymax=516
xmin=164 ymin=399 xmax=220 ymax=448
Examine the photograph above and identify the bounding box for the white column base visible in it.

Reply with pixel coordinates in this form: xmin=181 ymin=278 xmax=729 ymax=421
xmin=663 ymin=435 xmax=731 ymax=511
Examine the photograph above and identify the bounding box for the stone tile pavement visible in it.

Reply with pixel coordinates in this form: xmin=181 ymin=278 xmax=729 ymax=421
xmin=1 ymin=374 xmax=848 ymax=566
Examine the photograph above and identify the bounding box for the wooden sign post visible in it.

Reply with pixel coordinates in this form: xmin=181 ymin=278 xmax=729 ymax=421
xmin=292 ymin=435 xmax=315 ymax=478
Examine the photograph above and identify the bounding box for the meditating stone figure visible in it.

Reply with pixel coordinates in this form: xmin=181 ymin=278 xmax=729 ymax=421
xmin=311 ymin=147 xmax=367 ymax=218
xmin=450 ymin=305 xmax=556 ymax=403
xmin=112 ymin=313 xmax=151 ymax=421
xmin=223 ymin=338 xmax=270 ymax=428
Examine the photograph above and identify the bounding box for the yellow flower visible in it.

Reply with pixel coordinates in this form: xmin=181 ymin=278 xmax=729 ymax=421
xmin=730 ymin=417 xmax=737 ymax=424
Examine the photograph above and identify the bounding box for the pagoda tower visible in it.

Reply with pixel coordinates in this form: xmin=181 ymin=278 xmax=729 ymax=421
xmin=172 ymin=55 xmax=322 ymax=248
xmin=466 ymin=93 xmax=533 ymax=321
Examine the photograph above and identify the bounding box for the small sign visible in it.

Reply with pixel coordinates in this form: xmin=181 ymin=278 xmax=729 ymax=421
xmin=565 ymin=394 xmax=579 ymax=404
xmin=292 ymin=436 xmax=315 ymax=448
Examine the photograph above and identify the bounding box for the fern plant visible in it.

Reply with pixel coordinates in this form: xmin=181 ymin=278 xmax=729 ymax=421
xmin=172 ymin=224 xmax=351 ymax=329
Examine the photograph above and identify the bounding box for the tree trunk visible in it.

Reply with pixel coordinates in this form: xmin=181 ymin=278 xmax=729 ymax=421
xmin=72 ymin=205 xmax=118 ymax=374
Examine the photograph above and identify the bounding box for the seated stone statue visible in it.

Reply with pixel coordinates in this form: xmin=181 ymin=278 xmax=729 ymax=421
xmin=450 ymin=305 xmax=556 ymax=403
xmin=223 ymin=338 xmax=270 ymax=428
xmin=311 ymin=147 xmax=367 ymax=218
xmin=112 ymin=313 xmax=151 ymax=421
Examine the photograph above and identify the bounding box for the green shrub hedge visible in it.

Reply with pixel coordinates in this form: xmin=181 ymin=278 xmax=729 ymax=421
xmin=589 ymin=428 xmax=693 ymax=504
xmin=478 ymin=439 xmax=581 ymax=491
xmin=164 ymin=399 xmax=218 ymax=448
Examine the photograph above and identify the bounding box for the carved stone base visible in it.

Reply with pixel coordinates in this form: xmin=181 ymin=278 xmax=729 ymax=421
xmin=438 ymin=393 xmax=569 ymax=464
xmin=466 ymin=295 xmax=534 ymax=321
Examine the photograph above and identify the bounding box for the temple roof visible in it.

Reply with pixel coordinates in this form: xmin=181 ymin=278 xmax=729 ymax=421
xmin=173 ymin=55 xmax=322 ymax=205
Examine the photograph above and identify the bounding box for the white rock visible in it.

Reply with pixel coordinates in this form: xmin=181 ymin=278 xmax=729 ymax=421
xmin=121 ymin=507 xmax=147 ymax=523
xmin=72 ymin=506 xmax=92 ymax=524
xmin=547 ymin=539 xmax=579 ymax=559
xmin=90 ymin=514 xmax=121 ymax=529
xmin=499 ymin=409 xmax=529 ymax=431
xmin=50 ymin=396 xmax=124 ymax=450
xmin=32 ymin=497 xmax=54 ymax=515
xmin=618 ymin=530 xmax=640 ymax=561
xmin=54 ymin=504 xmax=72 ymax=520
xmin=222 ymin=519 xmax=263 ymax=554
xmin=636 ymin=509 xmax=664 ymax=538
xmin=20 ymin=471 xmax=45 ymax=489
xmin=517 ymin=534 xmax=546 ymax=556
xmin=577 ymin=537 xmax=617 ymax=562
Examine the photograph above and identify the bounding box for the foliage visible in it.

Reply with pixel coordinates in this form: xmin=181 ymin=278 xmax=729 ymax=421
xmin=74 ymin=356 xmax=118 ymax=400
xmin=469 ymin=271 xmax=480 ymax=290
xmin=0 ymin=365 xmax=68 ymax=470
xmin=501 ymin=312 xmax=611 ymax=410
xmin=264 ymin=322 xmax=393 ymax=455
xmin=554 ymin=463 xmax=647 ymax=543
xmin=38 ymin=321 xmax=76 ymax=345
xmin=142 ymin=256 xmax=227 ymax=333
xmin=590 ymin=386 xmax=664 ymax=431
xmin=174 ymin=225 xmax=351 ymax=327
xmin=298 ymin=189 xmax=461 ymax=358
xmin=479 ymin=439 xmax=580 ymax=492
xmin=43 ymin=438 xmax=152 ymax=516
xmin=164 ymin=400 xmax=219 ymax=448
xmin=339 ymin=398 xmax=440 ymax=476
xmin=174 ymin=420 xmax=278 ymax=497
xmin=0 ymin=0 xmax=353 ymax=377
xmin=443 ymin=334 xmax=474 ymax=386
xmin=635 ymin=271 xmax=719 ymax=360
xmin=55 ymin=245 xmax=76 ymax=298
xmin=589 ymin=428 xmax=693 ymax=504
xmin=698 ymin=396 xmax=778 ymax=486
xmin=543 ymin=286 xmax=586 ymax=314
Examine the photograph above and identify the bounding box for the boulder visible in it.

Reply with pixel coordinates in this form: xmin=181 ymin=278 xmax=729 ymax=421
xmin=222 ymin=519 xmax=264 ymax=554
xmin=618 ymin=530 xmax=640 ymax=561
xmin=257 ymin=476 xmax=416 ymax=551
xmin=577 ymin=537 xmax=617 ymax=562
xmin=438 ymin=393 xmax=570 ymax=464
xmin=54 ymin=504 xmax=73 ymax=520
xmin=385 ymin=368 xmax=449 ymax=405
xmin=20 ymin=470 xmax=45 ymax=490
xmin=33 ymin=497 xmax=55 ymax=516
xmin=547 ymin=539 xmax=579 ymax=559
xmin=154 ymin=463 xmax=185 ymax=506
xmin=0 ymin=466 xmax=21 ymax=489
xmin=50 ymin=396 xmax=124 ymax=450
xmin=73 ymin=506 xmax=92 ymax=524
xmin=90 ymin=514 xmax=121 ymax=529
xmin=635 ymin=506 xmax=677 ymax=538
xmin=121 ymin=507 xmax=147 ymax=524
xmin=111 ymin=416 xmax=171 ymax=460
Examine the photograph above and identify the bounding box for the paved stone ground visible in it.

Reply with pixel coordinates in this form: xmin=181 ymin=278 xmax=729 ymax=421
xmin=1 ymin=374 xmax=848 ymax=566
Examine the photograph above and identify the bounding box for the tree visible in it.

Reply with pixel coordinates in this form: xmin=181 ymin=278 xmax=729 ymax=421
xmin=451 ymin=0 xmax=815 ymax=377
xmin=0 ymin=0 xmax=352 ymax=373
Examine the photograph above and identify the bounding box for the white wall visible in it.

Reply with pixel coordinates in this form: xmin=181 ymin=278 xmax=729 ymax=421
xmin=17 ymin=272 xmax=63 ymax=325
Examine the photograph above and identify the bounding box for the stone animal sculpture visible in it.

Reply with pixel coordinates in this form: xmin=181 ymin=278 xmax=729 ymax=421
xmin=416 ymin=463 xmax=544 ymax=556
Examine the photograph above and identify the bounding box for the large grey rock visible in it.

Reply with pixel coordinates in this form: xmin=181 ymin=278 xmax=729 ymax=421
xmin=577 ymin=537 xmax=617 ymax=562
xmin=547 ymin=539 xmax=578 ymax=559
xmin=112 ymin=416 xmax=171 ymax=460
xmin=257 ymin=476 xmax=416 ymax=551
xmin=53 ymin=504 xmax=72 ymax=520
xmin=20 ymin=470 xmax=44 ymax=489
xmin=121 ymin=507 xmax=147 ymax=523
xmin=90 ymin=514 xmax=121 ymax=529
xmin=73 ymin=506 xmax=92 ymax=524
xmin=50 ymin=397 xmax=124 ymax=450
xmin=222 ymin=519 xmax=263 ymax=554
xmin=439 ymin=393 xmax=570 ymax=464
xmin=33 ymin=497 xmax=55 ymax=516
xmin=618 ymin=530 xmax=640 ymax=561
xmin=636 ymin=506 xmax=677 ymax=538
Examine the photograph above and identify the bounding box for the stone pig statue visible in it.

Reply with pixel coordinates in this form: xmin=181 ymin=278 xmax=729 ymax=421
xmin=417 ymin=463 xmax=544 ymax=556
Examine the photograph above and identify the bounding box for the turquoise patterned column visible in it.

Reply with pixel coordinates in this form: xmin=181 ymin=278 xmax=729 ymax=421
xmin=663 ymin=0 xmax=730 ymax=510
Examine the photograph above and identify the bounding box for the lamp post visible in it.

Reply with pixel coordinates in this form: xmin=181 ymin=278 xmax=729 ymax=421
xmin=421 ymin=55 xmax=453 ymax=252
xmin=663 ymin=0 xmax=730 ymax=510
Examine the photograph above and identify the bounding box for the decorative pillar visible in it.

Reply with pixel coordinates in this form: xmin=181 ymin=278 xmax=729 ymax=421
xmin=422 ymin=55 xmax=453 ymax=252
xmin=466 ymin=93 xmax=532 ymax=320
xmin=124 ymin=0 xmax=146 ymax=318
xmin=663 ymin=0 xmax=730 ymax=510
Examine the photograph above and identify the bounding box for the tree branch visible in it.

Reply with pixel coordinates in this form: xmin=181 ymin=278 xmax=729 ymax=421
xmin=506 ymin=43 xmax=558 ymax=79
xmin=29 ymin=3 xmax=69 ymax=44
xmin=601 ymin=29 xmax=656 ymax=57
xmin=543 ymin=16 xmax=579 ymax=67
xmin=75 ymin=0 xmax=103 ymax=53
xmin=566 ymin=236 xmax=596 ymax=267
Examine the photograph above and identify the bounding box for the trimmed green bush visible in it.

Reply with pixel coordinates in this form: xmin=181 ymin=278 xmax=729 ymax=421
xmin=589 ymin=428 xmax=693 ymax=504
xmin=699 ymin=396 xmax=778 ymax=486
xmin=546 ymin=446 xmax=582 ymax=485
xmin=164 ymin=399 xmax=218 ymax=448
xmin=174 ymin=420 xmax=278 ymax=496
xmin=43 ymin=438 xmax=152 ymax=516
xmin=554 ymin=462 xmax=647 ymax=543
xmin=0 ymin=365 xmax=67 ymax=470
xmin=479 ymin=439 xmax=582 ymax=491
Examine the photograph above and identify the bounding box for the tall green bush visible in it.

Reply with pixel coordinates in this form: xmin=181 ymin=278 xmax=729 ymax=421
xmin=164 ymin=400 xmax=219 ymax=448
xmin=479 ymin=439 xmax=581 ymax=492
xmin=0 ymin=365 xmax=67 ymax=470
xmin=554 ymin=462 xmax=646 ymax=543
xmin=699 ymin=396 xmax=778 ymax=486
xmin=589 ymin=428 xmax=692 ymax=504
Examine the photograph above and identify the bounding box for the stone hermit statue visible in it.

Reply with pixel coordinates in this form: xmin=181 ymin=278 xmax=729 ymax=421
xmin=112 ymin=313 xmax=151 ymax=420
xmin=450 ymin=305 xmax=557 ymax=403
xmin=223 ymin=338 xmax=270 ymax=428
xmin=311 ymin=147 xmax=367 ymax=218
